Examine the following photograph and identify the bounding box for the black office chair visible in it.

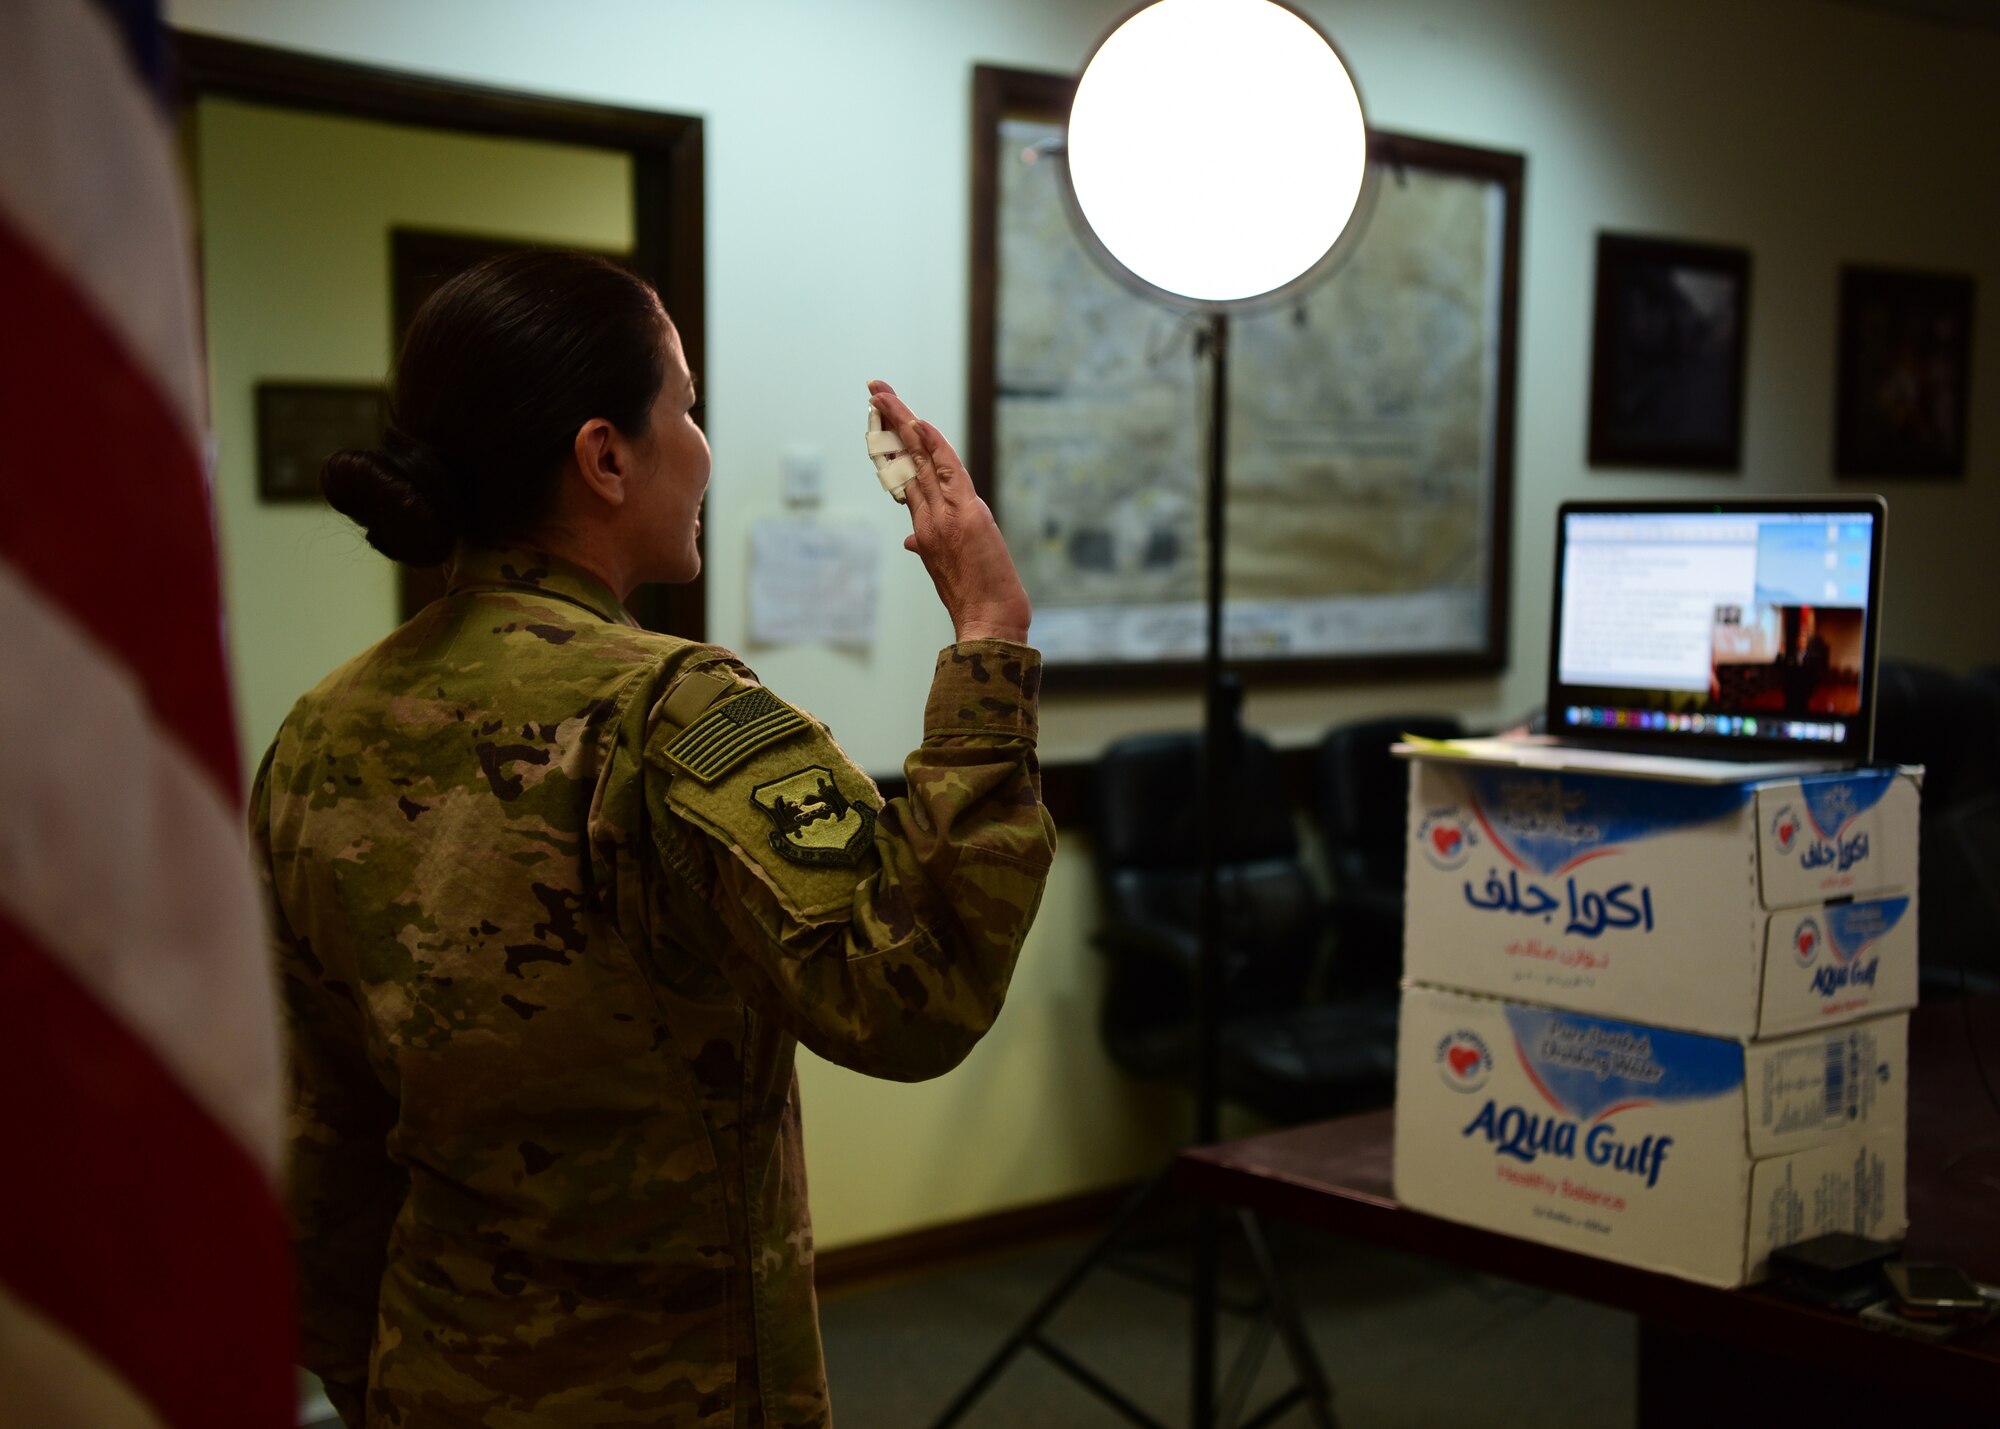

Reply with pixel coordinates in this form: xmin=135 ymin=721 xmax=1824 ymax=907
xmin=1312 ymin=714 xmax=1464 ymax=1003
xmin=1090 ymin=730 xmax=1398 ymax=1124
xmin=1875 ymin=661 xmax=2000 ymax=997
xmin=1967 ymin=664 xmax=2000 ymax=711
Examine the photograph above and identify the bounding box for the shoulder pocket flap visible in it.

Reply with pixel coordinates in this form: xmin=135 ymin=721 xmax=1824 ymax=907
xmin=662 ymin=734 xmax=885 ymax=922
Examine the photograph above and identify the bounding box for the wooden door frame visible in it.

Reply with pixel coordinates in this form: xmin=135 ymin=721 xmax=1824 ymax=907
xmin=171 ymin=31 xmax=707 ymax=640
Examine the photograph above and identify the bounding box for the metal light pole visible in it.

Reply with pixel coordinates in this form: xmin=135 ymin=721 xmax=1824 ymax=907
xmin=934 ymin=5 xmax=1372 ymax=1423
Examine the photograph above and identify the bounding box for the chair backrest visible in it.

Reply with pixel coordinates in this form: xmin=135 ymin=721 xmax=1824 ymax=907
xmin=1091 ymin=731 xmax=1295 ymax=869
xmin=1314 ymin=714 xmax=1463 ymax=891
xmin=1875 ymin=660 xmax=2000 ymax=813
xmin=1090 ymin=731 xmax=1319 ymax=1015
xmin=1100 ymin=862 xmax=1321 ymax=1016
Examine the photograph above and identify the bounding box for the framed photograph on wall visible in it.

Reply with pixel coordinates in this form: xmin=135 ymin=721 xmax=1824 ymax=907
xmin=1587 ymin=233 xmax=1751 ymax=471
xmin=1834 ymin=265 xmax=1975 ymax=479
xmin=969 ymin=65 xmax=1523 ymax=688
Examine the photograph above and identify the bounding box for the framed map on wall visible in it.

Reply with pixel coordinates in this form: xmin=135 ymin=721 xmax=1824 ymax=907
xmin=968 ymin=65 xmax=1523 ymax=687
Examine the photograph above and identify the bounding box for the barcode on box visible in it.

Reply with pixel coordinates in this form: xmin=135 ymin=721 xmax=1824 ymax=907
xmin=1824 ymin=1039 xmax=1848 ymax=1121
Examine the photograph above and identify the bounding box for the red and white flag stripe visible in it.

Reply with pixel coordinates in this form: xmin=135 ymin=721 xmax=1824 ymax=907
xmin=0 ymin=2 xmax=293 ymax=1426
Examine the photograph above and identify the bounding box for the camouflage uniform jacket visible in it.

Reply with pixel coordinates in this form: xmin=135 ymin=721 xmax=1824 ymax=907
xmin=250 ymin=544 xmax=1055 ymax=1428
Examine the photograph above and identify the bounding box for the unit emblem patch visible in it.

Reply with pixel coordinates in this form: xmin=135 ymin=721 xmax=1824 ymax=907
xmin=751 ymin=766 xmax=875 ymax=867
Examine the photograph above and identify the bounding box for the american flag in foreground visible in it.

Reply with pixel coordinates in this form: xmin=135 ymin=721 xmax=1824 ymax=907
xmin=0 ymin=1 xmax=294 ymax=1424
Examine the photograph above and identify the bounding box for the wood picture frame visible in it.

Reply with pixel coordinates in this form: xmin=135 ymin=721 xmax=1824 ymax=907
xmin=254 ymin=381 xmax=386 ymax=502
xmin=1587 ymin=232 xmax=1752 ymax=472
xmin=1834 ymin=264 xmax=1975 ymax=480
xmin=968 ymin=65 xmax=1522 ymax=690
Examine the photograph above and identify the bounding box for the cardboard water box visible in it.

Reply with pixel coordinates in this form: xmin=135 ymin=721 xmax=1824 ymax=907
xmin=1403 ymin=754 xmax=1919 ymax=1038
xmin=1394 ymin=985 xmax=1908 ymax=1288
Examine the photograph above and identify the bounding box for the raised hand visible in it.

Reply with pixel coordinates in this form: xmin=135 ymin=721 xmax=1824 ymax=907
xmin=868 ymin=381 xmax=1032 ymax=645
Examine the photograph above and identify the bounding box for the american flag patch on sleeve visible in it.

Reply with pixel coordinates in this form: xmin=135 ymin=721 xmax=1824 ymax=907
xmin=660 ymin=687 xmax=812 ymax=782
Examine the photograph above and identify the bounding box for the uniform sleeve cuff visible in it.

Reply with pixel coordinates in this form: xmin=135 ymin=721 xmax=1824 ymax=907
xmin=923 ymin=641 xmax=1042 ymax=740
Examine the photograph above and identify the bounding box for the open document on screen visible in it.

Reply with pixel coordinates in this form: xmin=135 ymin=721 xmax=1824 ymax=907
xmin=1559 ymin=515 xmax=1760 ymax=694
xmin=1555 ymin=509 xmax=1877 ymax=733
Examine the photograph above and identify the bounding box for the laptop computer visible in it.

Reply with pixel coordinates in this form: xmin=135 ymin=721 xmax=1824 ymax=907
xmin=1536 ymin=497 xmax=1888 ymax=768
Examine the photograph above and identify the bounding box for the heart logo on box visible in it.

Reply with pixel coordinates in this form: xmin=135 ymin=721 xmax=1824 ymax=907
xmin=1437 ymin=1032 xmax=1492 ymax=1091
xmin=1792 ymin=917 xmax=1823 ymax=967
xmin=1418 ymin=812 xmax=1475 ymax=870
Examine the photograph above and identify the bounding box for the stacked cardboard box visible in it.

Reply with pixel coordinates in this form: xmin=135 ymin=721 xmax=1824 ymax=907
xmin=1391 ymin=753 xmax=1919 ymax=1287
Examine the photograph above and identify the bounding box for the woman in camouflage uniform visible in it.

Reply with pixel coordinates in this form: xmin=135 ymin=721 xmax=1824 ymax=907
xmin=252 ymin=251 xmax=1055 ymax=1428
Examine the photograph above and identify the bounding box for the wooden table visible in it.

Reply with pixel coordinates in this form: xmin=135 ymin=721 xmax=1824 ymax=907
xmin=1176 ymin=996 xmax=2000 ymax=1416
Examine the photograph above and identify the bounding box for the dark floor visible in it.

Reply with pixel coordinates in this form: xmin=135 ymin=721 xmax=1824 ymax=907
xmin=819 ymin=1221 xmax=1636 ymax=1428
xmin=300 ymin=1225 xmax=1637 ymax=1427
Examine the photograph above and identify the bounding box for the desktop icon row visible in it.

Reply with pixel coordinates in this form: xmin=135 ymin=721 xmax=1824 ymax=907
xmin=1566 ymin=707 xmax=1847 ymax=743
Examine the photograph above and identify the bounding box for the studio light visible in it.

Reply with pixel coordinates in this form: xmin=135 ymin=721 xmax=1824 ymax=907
xmin=1066 ymin=0 xmax=1370 ymax=306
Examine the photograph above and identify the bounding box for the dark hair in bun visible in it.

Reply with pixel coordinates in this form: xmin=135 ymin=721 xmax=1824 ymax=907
xmin=320 ymin=428 xmax=462 ymax=566
xmin=321 ymin=249 xmax=668 ymax=565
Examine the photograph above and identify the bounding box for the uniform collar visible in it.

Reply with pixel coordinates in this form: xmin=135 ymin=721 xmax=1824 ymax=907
xmin=445 ymin=542 xmax=637 ymax=628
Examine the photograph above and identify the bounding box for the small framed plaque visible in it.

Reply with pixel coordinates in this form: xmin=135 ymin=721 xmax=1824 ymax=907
xmin=1587 ymin=232 xmax=1752 ymax=472
xmin=256 ymin=381 xmax=386 ymax=502
xmin=1834 ymin=265 xmax=1975 ymax=480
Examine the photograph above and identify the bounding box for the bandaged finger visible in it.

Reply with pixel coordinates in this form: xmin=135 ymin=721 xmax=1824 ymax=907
xmin=865 ymin=407 xmax=919 ymax=502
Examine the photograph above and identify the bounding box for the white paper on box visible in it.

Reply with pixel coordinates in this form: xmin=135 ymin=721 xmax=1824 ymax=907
xmin=1394 ymin=986 xmax=1907 ymax=1287
xmin=1747 ymin=1014 xmax=1906 ymax=1157
xmin=1750 ymin=1138 xmax=1904 ymax=1273
xmin=1404 ymin=757 xmax=1919 ymax=1038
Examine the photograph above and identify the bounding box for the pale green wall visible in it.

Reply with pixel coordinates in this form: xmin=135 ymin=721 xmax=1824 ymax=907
xmin=176 ymin=0 xmax=2000 ymax=1253
xmin=194 ymin=97 xmax=633 ymax=771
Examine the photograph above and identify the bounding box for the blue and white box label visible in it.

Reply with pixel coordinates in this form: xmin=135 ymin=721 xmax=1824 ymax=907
xmin=1404 ymin=756 xmax=1919 ymax=1038
xmin=1759 ymin=895 xmax=1916 ymax=1036
xmin=1396 ymin=986 xmax=1907 ymax=1287
xmin=1758 ymin=769 xmax=1918 ymax=906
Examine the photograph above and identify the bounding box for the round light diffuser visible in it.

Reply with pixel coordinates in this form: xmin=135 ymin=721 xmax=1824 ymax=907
xmin=1066 ymin=0 xmax=1369 ymax=307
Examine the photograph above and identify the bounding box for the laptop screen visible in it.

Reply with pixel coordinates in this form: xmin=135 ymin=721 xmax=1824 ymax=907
xmin=1548 ymin=499 xmax=1886 ymax=761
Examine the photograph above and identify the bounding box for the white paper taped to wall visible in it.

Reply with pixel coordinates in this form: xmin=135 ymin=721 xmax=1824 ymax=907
xmin=746 ymin=517 xmax=880 ymax=651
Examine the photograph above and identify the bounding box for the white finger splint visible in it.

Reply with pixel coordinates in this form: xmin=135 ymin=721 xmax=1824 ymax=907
xmin=865 ymin=407 xmax=918 ymax=502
